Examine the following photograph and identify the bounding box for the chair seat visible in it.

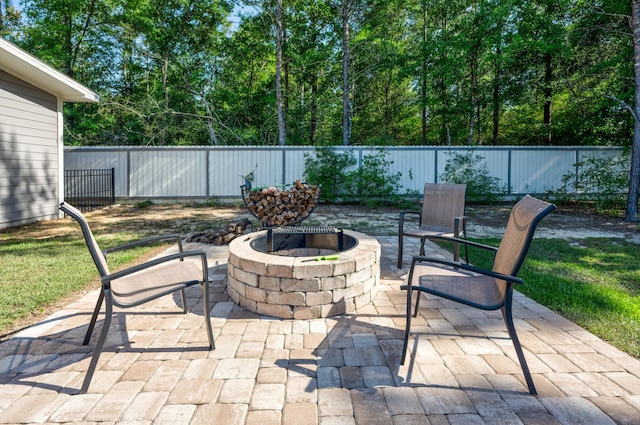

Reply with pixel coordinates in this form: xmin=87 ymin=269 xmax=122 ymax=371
xmin=410 ymin=263 xmax=506 ymax=310
xmin=111 ymin=261 xmax=203 ymax=307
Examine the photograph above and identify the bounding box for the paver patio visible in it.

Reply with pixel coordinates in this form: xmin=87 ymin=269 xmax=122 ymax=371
xmin=1 ymin=236 xmax=639 ymax=424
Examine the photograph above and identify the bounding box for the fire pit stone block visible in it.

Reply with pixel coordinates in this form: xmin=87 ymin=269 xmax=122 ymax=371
xmin=228 ymin=229 xmax=381 ymax=319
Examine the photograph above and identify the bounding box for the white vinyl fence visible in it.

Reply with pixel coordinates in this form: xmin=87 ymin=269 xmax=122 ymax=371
xmin=63 ymin=145 xmax=625 ymax=201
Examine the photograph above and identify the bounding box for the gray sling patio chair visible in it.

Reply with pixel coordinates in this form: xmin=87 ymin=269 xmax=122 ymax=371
xmin=59 ymin=202 xmax=215 ymax=394
xmin=398 ymin=182 xmax=468 ymax=268
xmin=401 ymin=195 xmax=555 ymax=395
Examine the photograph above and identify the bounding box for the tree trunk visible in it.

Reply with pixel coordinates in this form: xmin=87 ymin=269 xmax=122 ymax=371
xmin=342 ymin=0 xmax=351 ymax=146
xmin=310 ymin=81 xmax=318 ymax=144
xmin=469 ymin=49 xmax=478 ymax=146
xmin=492 ymin=46 xmax=501 ymax=146
xmin=275 ymin=0 xmax=286 ymax=146
xmin=627 ymin=0 xmax=640 ymax=222
xmin=543 ymin=51 xmax=553 ymax=144
xmin=421 ymin=0 xmax=427 ymax=146
xmin=283 ymin=4 xmax=289 ymax=121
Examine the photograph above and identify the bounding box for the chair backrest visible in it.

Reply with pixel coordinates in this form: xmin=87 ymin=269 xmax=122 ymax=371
xmin=420 ymin=183 xmax=467 ymax=232
xmin=59 ymin=202 xmax=110 ymax=278
xmin=493 ymin=195 xmax=556 ymax=278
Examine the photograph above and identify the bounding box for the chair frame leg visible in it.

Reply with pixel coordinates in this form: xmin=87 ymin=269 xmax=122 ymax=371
xmin=180 ymin=289 xmax=187 ymax=314
xmin=80 ymin=289 xmax=113 ymax=394
xmin=397 ymin=232 xmax=404 ymax=268
xmin=503 ymin=299 xmax=537 ymax=395
xmin=401 ymin=283 xmax=414 ymax=365
xmin=413 ymin=289 xmax=421 ymax=317
xmin=201 ymin=281 xmax=215 ymax=349
xmin=83 ymin=290 xmax=105 ymax=346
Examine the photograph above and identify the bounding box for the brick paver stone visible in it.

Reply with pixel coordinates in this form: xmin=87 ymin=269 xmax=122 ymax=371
xmin=286 ymin=376 xmax=318 ymax=403
xmin=0 ymin=393 xmax=65 ymax=424
xmin=415 ymin=386 xmax=476 ymax=415
xmin=84 ymin=381 xmax=145 ymax=422
xmin=589 ymin=396 xmax=640 ymax=425
xmin=283 ymin=402 xmax=319 ymax=425
xmin=318 ymin=388 xmax=353 ymax=417
xmin=153 ymin=404 xmax=197 ymax=425
xmin=119 ymin=391 xmax=169 ymax=422
xmin=218 ymin=378 xmax=255 ymax=403
xmin=541 ymin=397 xmax=617 ymax=425
xmin=350 ymin=388 xmax=393 ymax=425
xmin=250 ymin=383 xmax=285 ymax=410
xmin=191 ymin=403 xmax=248 ymax=425
xmin=390 ymin=414 xmax=431 ymax=425
xmin=245 ymin=409 xmax=282 ymax=425
xmin=382 ymin=387 xmax=424 ymax=416
xmin=168 ymin=378 xmax=223 ymax=404
xmin=213 ymin=358 xmax=260 ymax=379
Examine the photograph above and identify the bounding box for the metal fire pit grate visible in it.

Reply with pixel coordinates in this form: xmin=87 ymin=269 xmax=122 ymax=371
xmin=249 ymin=226 xmax=357 ymax=256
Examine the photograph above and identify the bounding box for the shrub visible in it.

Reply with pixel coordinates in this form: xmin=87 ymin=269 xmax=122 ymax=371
xmin=304 ymin=145 xmax=412 ymax=206
xmin=303 ymin=145 xmax=356 ymax=201
xmin=558 ymin=153 xmax=629 ymax=212
xmin=440 ymin=150 xmax=505 ymax=202
xmin=347 ymin=148 xmax=404 ymax=207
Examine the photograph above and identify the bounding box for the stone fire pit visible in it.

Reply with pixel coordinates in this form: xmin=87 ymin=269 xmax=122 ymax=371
xmin=227 ymin=228 xmax=381 ymax=319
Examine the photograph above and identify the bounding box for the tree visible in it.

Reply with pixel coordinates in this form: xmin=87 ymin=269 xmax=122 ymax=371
xmin=628 ymin=0 xmax=640 ymax=221
xmin=275 ymin=0 xmax=286 ymax=145
xmin=341 ymin=0 xmax=352 ymax=145
xmin=0 ymin=0 xmax=21 ymax=39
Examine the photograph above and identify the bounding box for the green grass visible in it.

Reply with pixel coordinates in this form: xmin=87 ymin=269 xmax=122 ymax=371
xmin=465 ymin=237 xmax=640 ymax=359
xmin=0 ymin=228 xmax=163 ymax=340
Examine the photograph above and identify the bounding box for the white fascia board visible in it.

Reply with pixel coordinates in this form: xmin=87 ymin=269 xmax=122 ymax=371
xmin=0 ymin=38 xmax=99 ymax=103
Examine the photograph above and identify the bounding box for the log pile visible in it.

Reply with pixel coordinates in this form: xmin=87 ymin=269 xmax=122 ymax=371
xmin=243 ymin=180 xmax=321 ymax=227
xmin=185 ymin=217 xmax=252 ymax=245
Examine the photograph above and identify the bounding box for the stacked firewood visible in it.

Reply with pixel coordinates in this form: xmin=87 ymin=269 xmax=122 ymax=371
xmin=185 ymin=218 xmax=252 ymax=245
xmin=243 ymin=180 xmax=321 ymax=227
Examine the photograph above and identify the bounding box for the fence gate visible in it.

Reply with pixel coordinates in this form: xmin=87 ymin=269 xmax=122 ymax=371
xmin=64 ymin=168 xmax=115 ymax=211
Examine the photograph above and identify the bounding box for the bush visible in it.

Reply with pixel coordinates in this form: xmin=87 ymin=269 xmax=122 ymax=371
xmin=440 ymin=150 xmax=505 ymax=202
xmin=558 ymin=154 xmax=629 ymax=212
xmin=304 ymin=145 xmax=413 ymax=206
xmin=347 ymin=148 xmax=405 ymax=207
xmin=303 ymin=145 xmax=356 ymax=201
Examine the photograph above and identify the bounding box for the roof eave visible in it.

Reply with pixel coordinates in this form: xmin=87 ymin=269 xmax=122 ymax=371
xmin=0 ymin=38 xmax=99 ymax=103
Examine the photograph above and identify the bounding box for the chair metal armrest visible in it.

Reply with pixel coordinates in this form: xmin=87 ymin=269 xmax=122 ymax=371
xmin=101 ymin=250 xmax=208 ymax=284
xmin=409 ymin=255 xmax=523 ymax=285
xmin=103 ymin=234 xmax=184 ymax=256
xmin=399 ymin=211 xmax=421 ymax=232
xmin=423 ymin=235 xmax=498 ymax=254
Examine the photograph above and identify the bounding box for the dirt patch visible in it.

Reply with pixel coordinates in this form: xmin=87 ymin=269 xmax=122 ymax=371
xmin=311 ymin=203 xmax=640 ymax=243
xmin=466 ymin=204 xmax=640 ymax=242
xmin=4 ymin=200 xmax=638 ymax=243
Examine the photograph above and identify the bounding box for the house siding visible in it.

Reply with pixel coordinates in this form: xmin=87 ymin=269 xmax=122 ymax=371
xmin=0 ymin=69 xmax=60 ymax=228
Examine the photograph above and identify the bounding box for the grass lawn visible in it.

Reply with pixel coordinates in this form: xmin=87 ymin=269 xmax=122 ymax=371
xmin=0 ymin=222 xmax=168 ymax=341
xmin=0 ymin=203 xmax=246 ymax=341
xmin=466 ymin=237 xmax=640 ymax=359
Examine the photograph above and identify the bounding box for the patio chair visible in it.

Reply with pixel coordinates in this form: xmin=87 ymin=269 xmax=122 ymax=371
xmin=401 ymin=195 xmax=555 ymax=395
xmin=398 ymin=183 xmax=468 ymax=268
xmin=59 ymin=202 xmax=215 ymax=394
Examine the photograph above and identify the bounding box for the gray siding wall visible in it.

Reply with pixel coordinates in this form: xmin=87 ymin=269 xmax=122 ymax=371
xmin=0 ymin=69 xmax=59 ymax=228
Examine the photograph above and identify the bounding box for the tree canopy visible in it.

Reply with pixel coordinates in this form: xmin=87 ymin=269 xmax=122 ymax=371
xmin=0 ymin=0 xmax=636 ymax=148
